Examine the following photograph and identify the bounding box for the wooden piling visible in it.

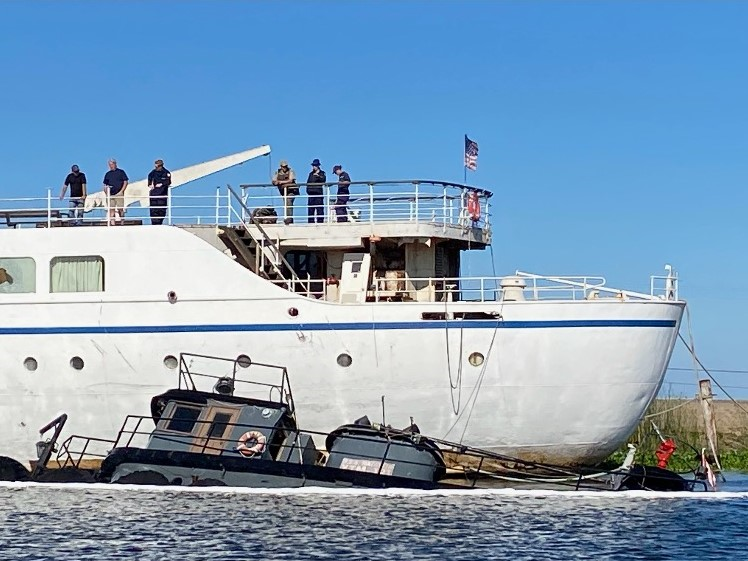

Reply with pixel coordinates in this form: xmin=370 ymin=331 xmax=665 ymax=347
xmin=699 ymin=379 xmax=722 ymax=471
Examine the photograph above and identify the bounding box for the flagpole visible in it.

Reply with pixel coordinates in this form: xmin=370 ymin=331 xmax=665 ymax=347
xmin=463 ymin=135 xmax=467 ymax=184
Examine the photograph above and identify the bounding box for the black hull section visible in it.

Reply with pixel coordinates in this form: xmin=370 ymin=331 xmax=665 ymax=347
xmin=99 ymin=447 xmax=442 ymax=490
xmin=614 ymin=465 xmax=702 ymax=492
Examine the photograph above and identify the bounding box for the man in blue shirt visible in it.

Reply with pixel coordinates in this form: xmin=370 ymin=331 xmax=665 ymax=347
xmin=103 ymin=159 xmax=129 ymax=225
xmin=332 ymin=165 xmax=351 ymax=222
xmin=147 ymin=159 xmax=172 ymax=225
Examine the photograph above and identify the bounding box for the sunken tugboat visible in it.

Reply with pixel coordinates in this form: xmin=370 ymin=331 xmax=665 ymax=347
xmin=25 ymin=354 xmax=446 ymax=489
xmin=0 ymin=353 xmax=713 ymax=492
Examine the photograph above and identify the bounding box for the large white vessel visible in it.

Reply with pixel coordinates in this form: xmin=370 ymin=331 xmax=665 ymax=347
xmin=0 ymin=147 xmax=683 ymax=465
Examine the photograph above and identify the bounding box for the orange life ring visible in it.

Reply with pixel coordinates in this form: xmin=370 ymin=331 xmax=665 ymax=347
xmin=237 ymin=430 xmax=266 ymax=457
xmin=467 ymin=192 xmax=480 ymax=222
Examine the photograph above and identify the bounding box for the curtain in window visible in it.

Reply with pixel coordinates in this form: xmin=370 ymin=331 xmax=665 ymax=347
xmin=51 ymin=256 xmax=104 ymax=293
xmin=0 ymin=257 xmax=36 ymax=293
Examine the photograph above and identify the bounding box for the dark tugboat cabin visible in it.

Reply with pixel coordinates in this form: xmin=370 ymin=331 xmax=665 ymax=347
xmin=70 ymin=353 xmax=447 ymax=488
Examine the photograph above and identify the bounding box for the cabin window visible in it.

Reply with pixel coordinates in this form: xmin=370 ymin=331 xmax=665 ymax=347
xmin=165 ymin=405 xmax=201 ymax=433
xmin=0 ymin=257 xmax=36 ymax=293
xmin=206 ymin=412 xmax=233 ymax=440
xmin=283 ymin=251 xmax=323 ymax=279
xmin=50 ymin=256 xmax=104 ymax=293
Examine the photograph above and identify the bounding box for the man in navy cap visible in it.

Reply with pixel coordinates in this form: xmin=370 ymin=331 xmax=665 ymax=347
xmin=59 ymin=164 xmax=87 ymax=225
xmin=332 ymin=165 xmax=351 ymax=222
xmin=147 ymin=159 xmax=172 ymax=225
xmin=306 ymin=158 xmax=326 ymax=223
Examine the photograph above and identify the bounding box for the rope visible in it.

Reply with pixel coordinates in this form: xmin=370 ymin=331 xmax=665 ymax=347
xmin=679 ymin=304 xmax=731 ymax=475
xmin=458 ymin=321 xmax=500 ymax=443
xmin=443 ymin=244 xmax=502 ymax=432
xmin=444 ymin=298 xmax=464 ymax=415
xmin=441 ymin=312 xmax=503 ymax=442
xmin=685 ymin=305 xmax=701 ymax=387
xmin=643 ymin=397 xmax=696 ymax=419
xmin=678 ymin=331 xmax=748 ymax=418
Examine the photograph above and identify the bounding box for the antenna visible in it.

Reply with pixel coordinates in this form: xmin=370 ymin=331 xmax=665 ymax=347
xmin=381 ymin=395 xmax=386 ymax=427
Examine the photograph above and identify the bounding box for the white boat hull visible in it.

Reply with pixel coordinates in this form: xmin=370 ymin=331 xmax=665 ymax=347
xmin=0 ymin=227 xmax=683 ymax=465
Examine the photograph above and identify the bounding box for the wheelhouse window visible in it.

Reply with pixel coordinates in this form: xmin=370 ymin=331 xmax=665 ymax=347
xmin=50 ymin=256 xmax=104 ymax=293
xmin=206 ymin=412 xmax=233 ymax=440
xmin=0 ymin=257 xmax=36 ymax=293
xmin=164 ymin=405 xmax=202 ymax=434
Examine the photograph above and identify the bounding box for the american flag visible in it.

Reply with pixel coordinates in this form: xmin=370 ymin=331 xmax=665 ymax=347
xmin=464 ymin=135 xmax=478 ymax=171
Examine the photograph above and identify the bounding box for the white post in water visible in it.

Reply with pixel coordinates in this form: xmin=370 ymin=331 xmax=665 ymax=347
xmin=699 ymin=379 xmax=722 ymax=471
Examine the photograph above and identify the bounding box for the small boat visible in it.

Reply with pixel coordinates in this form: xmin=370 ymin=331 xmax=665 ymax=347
xmin=0 ymin=353 xmax=712 ymax=492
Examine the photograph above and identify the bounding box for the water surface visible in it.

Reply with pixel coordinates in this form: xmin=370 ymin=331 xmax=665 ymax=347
xmin=1 ymin=475 xmax=747 ymax=560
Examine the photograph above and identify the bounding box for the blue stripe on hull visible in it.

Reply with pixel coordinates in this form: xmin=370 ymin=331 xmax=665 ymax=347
xmin=0 ymin=319 xmax=677 ymax=335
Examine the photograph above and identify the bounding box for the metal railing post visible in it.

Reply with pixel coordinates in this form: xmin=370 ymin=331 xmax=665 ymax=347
xmin=324 ymin=183 xmax=330 ymax=223
xmin=47 ymin=188 xmax=52 ymax=227
xmin=215 ymin=187 xmax=220 ymax=225
xmin=413 ymin=182 xmax=419 ymax=222
xmin=442 ymin=185 xmax=447 ymax=225
xmin=369 ymin=183 xmax=375 ymax=224
xmin=166 ymin=187 xmax=172 ymax=225
xmin=227 ymin=189 xmax=232 ymax=227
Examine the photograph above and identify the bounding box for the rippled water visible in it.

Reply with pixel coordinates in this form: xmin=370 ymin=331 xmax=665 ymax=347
xmin=1 ymin=476 xmax=748 ymax=560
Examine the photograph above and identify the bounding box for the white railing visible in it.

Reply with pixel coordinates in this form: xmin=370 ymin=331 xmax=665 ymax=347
xmin=0 ymin=181 xmax=492 ymax=231
xmin=237 ymin=180 xmax=492 ymax=230
xmin=269 ymin=278 xmax=326 ymax=299
xmin=0 ymin=191 xmax=229 ymax=228
xmin=650 ymin=270 xmax=679 ymax=301
xmin=369 ymin=275 xmax=611 ymax=302
xmin=369 ymin=272 xmax=678 ymax=303
xmin=270 ymin=273 xmax=678 ymax=303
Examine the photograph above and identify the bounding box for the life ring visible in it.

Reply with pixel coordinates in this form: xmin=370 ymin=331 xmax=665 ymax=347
xmin=237 ymin=431 xmax=266 ymax=457
xmin=466 ymin=191 xmax=480 ymax=222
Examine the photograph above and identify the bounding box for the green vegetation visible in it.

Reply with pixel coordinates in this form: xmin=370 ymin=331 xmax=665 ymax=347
xmin=602 ymin=398 xmax=748 ymax=473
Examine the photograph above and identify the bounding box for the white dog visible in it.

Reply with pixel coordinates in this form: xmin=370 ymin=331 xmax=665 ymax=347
xmin=83 ymin=185 xmax=150 ymax=212
xmin=83 ymin=191 xmax=107 ymax=212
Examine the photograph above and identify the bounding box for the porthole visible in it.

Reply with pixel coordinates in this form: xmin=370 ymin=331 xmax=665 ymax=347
xmin=237 ymin=354 xmax=252 ymax=368
xmin=23 ymin=357 xmax=38 ymax=371
xmin=167 ymin=291 xmax=178 ymax=304
xmin=288 ymin=307 xmax=299 ymax=317
xmin=468 ymin=352 xmax=485 ymax=367
xmin=163 ymin=355 xmax=178 ymax=369
xmin=337 ymin=353 xmax=353 ymax=368
xmin=70 ymin=356 xmax=84 ymax=370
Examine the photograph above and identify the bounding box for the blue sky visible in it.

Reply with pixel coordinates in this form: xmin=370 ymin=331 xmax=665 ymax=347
xmin=1 ymin=1 xmax=747 ymax=396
